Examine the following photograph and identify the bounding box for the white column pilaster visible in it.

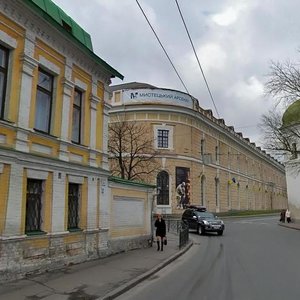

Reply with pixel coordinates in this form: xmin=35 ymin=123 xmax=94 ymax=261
xmin=87 ymin=176 xmax=98 ymax=230
xmin=89 ymin=91 xmax=100 ymax=167
xmin=89 ymin=94 xmax=100 ymax=150
xmin=51 ymin=172 xmax=67 ymax=233
xmin=102 ymin=88 xmax=111 ymax=170
xmin=60 ymin=62 xmax=74 ymax=141
xmin=16 ymin=33 xmax=38 ymax=153
xmin=3 ymin=164 xmax=24 ymax=237
xmin=18 ymin=32 xmax=38 ymax=130
xmin=99 ymin=177 xmax=110 ymax=229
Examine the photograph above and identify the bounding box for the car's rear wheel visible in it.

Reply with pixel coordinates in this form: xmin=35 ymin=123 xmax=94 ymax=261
xmin=217 ymin=230 xmax=223 ymax=236
xmin=199 ymin=226 xmax=205 ymax=235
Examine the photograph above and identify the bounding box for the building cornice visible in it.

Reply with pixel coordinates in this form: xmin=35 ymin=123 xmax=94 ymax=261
xmin=0 ymin=145 xmax=110 ymax=177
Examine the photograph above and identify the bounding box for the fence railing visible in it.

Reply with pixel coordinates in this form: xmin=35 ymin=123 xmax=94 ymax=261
xmin=165 ymin=219 xmax=189 ymax=248
xmin=179 ymin=223 xmax=189 ymax=248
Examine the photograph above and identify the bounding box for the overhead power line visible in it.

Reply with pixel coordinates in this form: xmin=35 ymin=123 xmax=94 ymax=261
xmin=136 ymin=0 xmax=190 ymax=95
xmin=175 ymin=0 xmax=220 ymax=118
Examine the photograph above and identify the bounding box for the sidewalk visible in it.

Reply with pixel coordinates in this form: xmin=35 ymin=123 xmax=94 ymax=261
xmin=278 ymin=221 xmax=300 ymax=231
xmin=0 ymin=232 xmax=192 ymax=300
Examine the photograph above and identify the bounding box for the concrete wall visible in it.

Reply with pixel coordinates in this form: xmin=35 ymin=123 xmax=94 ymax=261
xmin=285 ymin=160 xmax=300 ymax=221
xmin=108 ymin=178 xmax=153 ymax=253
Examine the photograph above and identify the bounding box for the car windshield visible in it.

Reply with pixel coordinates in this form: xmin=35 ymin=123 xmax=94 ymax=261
xmin=195 ymin=212 xmax=215 ymax=219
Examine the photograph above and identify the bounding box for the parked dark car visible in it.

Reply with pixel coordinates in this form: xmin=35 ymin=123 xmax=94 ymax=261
xmin=182 ymin=207 xmax=225 ymax=235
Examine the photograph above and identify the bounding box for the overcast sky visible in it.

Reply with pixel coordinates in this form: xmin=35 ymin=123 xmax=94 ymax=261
xmin=52 ymin=0 xmax=300 ymax=147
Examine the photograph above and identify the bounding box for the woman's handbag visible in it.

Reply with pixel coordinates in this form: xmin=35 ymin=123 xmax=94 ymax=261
xmin=164 ymin=238 xmax=167 ymax=245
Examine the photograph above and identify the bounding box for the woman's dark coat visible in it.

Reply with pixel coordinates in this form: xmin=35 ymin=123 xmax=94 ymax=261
xmin=155 ymin=218 xmax=166 ymax=237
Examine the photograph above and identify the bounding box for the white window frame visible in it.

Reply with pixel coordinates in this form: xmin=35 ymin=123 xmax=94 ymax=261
xmin=71 ymin=88 xmax=83 ymax=144
xmin=153 ymin=124 xmax=173 ymax=150
xmin=0 ymin=31 xmax=17 ymax=120
xmin=73 ymin=79 xmax=87 ymax=144
xmin=35 ymin=56 xmax=60 ymax=134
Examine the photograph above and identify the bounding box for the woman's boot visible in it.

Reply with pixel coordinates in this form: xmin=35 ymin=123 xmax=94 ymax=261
xmin=157 ymin=241 xmax=160 ymax=251
xmin=161 ymin=241 xmax=163 ymax=251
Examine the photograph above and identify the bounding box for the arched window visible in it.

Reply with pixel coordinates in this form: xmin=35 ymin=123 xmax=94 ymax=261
xmin=157 ymin=171 xmax=169 ymax=205
xmin=201 ymin=175 xmax=206 ymax=206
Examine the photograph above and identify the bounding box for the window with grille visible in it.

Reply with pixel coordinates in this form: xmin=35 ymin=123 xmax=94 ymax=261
xmin=156 ymin=171 xmax=169 ymax=205
xmin=157 ymin=129 xmax=169 ymax=148
xmin=72 ymin=89 xmax=82 ymax=144
xmin=0 ymin=45 xmax=9 ymax=119
xmin=68 ymin=183 xmax=80 ymax=230
xmin=35 ymin=69 xmax=54 ymax=133
xmin=26 ymin=179 xmax=43 ymax=233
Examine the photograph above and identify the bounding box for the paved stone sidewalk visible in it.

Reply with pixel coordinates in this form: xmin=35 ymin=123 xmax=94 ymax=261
xmin=0 ymin=232 xmax=192 ymax=300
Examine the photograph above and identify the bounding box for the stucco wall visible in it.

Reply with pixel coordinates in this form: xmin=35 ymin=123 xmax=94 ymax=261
xmin=286 ymin=160 xmax=300 ymax=221
xmin=108 ymin=178 xmax=153 ymax=253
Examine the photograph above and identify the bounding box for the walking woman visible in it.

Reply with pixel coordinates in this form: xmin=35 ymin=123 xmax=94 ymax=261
xmin=154 ymin=213 xmax=166 ymax=251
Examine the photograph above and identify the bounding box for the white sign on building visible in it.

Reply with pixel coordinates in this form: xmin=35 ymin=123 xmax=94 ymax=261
xmin=122 ymin=89 xmax=194 ymax=109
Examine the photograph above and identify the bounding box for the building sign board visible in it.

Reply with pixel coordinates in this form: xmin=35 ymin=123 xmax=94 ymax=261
xmin=122 ymin=89 xmax=194 ymax=109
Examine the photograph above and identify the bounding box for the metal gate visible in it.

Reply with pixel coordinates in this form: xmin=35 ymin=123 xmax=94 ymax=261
xmin=166 ymin=219 xmax=189 ymax=248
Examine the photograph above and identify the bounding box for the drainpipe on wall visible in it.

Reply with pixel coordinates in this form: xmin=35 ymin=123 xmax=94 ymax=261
xmin=150 ymin=188 xmax=160 ymax=246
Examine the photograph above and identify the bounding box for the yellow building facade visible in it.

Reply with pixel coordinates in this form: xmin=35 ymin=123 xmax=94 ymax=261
xmin=0 ymin=0 xmax=155 ymax=283
xmin=109 ymin=83 xmax=287 ymax=214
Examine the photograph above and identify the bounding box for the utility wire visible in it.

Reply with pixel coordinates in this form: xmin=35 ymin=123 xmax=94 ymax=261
xmin=175 ymin=0 xmax=220 ymax=118
xmin=136 ymin=0 xmax=190 ymax=95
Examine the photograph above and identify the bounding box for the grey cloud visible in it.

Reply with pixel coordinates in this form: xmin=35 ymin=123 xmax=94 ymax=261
xmin=52 ymin=0 xmax=300 ymax=146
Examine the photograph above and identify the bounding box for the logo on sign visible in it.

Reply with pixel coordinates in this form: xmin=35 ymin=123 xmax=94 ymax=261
xmin=130 ymin=92 xmax=138 ymax=99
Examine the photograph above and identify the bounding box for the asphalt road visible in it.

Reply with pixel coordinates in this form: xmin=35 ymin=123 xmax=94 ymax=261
xmin=119 ymin=216 xmax=300 ymax=300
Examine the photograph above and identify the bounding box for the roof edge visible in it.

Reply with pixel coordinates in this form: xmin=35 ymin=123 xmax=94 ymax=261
xmin=23 ymin=0 xmax=124 ymax=80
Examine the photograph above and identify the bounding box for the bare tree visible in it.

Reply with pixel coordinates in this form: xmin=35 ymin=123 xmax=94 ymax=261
xmin=260 ymin=108 xmax=300 ymax=157
xmin=261 ymin=58 xmax=300 ymax=159
xmin=108 ymin=119 xmax=161 ymax=182
xmin=265 ymin=60 xmax=300 ymax=105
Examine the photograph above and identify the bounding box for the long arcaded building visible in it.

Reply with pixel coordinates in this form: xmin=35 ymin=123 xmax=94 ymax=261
xmin=109 ymin=82 xmax=287 ymax=214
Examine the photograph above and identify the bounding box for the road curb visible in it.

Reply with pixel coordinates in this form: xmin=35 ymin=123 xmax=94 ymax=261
xmin=278 ymin=222 xmax=300 ymax=231
xmin=221 ymin=213 xmax=279 ymax=219
xmin=98 ymin=240 xmax=193 ymax=300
